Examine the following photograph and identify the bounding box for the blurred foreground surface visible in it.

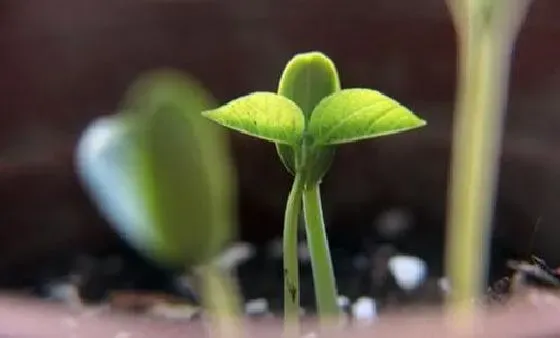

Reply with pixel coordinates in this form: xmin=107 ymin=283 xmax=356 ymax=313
xmin=3 ymin=292 xmax=560 ymax=338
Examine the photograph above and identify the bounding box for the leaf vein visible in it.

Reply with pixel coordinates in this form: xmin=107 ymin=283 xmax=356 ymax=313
xmin=319 ymin=101 xmax=399 ymax=144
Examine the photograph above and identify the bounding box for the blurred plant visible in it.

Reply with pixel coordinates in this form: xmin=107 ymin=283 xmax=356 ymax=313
xmin=444 ymin=0 xmax=533 ymax=325
xmin=75 ymin=70 xmax=242 ymax=337
xmin=202 ymin=51 xmax=426 ymax=331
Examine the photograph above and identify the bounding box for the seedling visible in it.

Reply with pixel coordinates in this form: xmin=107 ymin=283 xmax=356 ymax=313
xmin=444 ymin=0 xmax=533 ymax=322
xmin=76 ymin=70 xmax=242 ymax=337
xmin=202 ymin=51 xmax=426 ymax=327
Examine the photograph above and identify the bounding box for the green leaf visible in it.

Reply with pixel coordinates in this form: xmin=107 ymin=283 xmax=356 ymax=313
xmin=302 ymin=144 xmax=336 ymax=185
xmin=277 ymin=51 xmax=341 ymax=121
xmin=202 ymin=92 xmax=305 ymax=145
xmin=133 ymin=72 xmax=237 ymax=268
xmin=275 ymin=51 xmax=340 ymax=177
xmin=135 ymin=105 xmax=236 ymax=268
xmin=307 ymin=88 xmax=427 ymax=146
xmin=276 ymin=144 xmax=296 ymax=175
xmin=82 ymin=70 xmax=238 ymax=268
xmin=122 ymin=68 xmax=218 ymax=118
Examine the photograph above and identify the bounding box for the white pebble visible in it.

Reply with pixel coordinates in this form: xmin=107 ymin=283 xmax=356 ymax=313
xmin=298 ymin=242 xmax=310 ymax=262
xmin=438 ymin=277 xmax=452 ymax=294
xmin=215 ymin=242 xmax=255 ymax=270
xmin=45 ymin=281 xmax=82 ymax=307
xmin=148 ymin=303 xmax=200 ymax=321
xmin=337 ymin=295 xmax=350 ymax=308
xmin=351 ymin=297 xmax=377 ymax=322
xmin=245 ymin=298 xmax=269 ymax=316
xmin=266 ymin=239 xmax=310 ymax=262
xmin=388 ymin=255 xmax=428 ymax=291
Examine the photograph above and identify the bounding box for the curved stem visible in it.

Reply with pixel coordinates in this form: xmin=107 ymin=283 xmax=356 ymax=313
xmin=302 ymin=183 xmax=340 ymax=322
xmin=283 ymin=172 xmax=305 ymax=334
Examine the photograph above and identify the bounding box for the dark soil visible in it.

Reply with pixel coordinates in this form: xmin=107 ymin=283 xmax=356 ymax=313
xmin=0 ymin=208 xmax=539 ymax=325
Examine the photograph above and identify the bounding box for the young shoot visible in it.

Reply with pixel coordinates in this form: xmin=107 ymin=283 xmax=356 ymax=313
xmin=444 ymin=0 xmax=533 ymax=326
xmin=76 ymin=70 xmax=242 ymax=338
xmin=202 ymin=51 xmax=426 ymax=329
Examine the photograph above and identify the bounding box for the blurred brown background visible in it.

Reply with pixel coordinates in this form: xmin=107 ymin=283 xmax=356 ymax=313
xmin=1 ymin=0 xmax=560 ymax=281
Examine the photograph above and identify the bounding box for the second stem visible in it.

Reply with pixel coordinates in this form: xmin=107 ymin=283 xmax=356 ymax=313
xmin=302 ymin=183 xmax=340 ymax=321
xmin=283 ymin=172 xmax=304 ymax=330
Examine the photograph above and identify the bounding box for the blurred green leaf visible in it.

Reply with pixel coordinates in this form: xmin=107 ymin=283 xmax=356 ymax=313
xmin=78 ymin=70 xmax=237 ymax=268
xmin=130 ymin=70 xmax=237 ymax=268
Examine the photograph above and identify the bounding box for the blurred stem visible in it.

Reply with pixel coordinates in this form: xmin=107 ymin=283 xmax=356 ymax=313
xmin=198 ymin=264 xmax=243 ymax=338
xmin=283 ymin=172 xmax=304 ymax=336
xmin=445 ymin=0 xmax=532 ymax=317
xmin=302 ymin=183 xmax=340 ymax=324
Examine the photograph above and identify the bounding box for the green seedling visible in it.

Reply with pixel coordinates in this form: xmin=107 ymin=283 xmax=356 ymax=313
xmin=76 ymin=70 xmax=242 ymax=337
xmin=202 ymin=51 xmax=426 ymax=328
xmin=444 ymin=0 xmax=532 ymax=323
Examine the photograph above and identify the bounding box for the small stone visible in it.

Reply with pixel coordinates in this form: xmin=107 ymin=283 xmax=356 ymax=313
xmin=337 ymin=295 xmax=350 ymax=309
xmin=388 ymin=255 xmax=428 ymax=291
xmin=438 ymin=277 xmax=452 ymax=294
xmin=215 ymin=242 xmax=255 ymax=271
xmin=298 ymin=242 xmax=311 ymax=262
xmin=147 ymin=303 xmax=200 ymax=321
xmin=44 ymin=280 xmax=82 ymax=307
xmin=244 ymin=298 xmax=269 ymax=316
xmin=351 ymin=297 xmax=377 ymax=322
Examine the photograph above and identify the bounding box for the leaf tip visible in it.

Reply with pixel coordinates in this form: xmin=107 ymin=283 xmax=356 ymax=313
xmin=278 ymin=51 xmax=341 ymax=94
xmin=287 ymin=51 xmax=338 ymax=74
xmin=200 ymin=108 xmax=219 ymax=121
xmin=291 ymin=51 xmax=332 ymax=64
xmin=409 ymin=112 xmax=428 ymax=129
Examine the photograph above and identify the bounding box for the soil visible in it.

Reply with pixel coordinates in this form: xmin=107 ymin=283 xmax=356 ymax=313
xmin=0 ymin=210 xmax=558 ymax=336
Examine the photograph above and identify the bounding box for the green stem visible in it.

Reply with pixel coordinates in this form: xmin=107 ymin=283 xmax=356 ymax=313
xmin=198 ymin=264 xmax=243 ymax=338
xmin=302 ymin=183 xmax=340 ymax=322
xmin=444 ymin=0 xmax=532 ymax=315
xmin=283 ymin=172 xmax=305 ymax=333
